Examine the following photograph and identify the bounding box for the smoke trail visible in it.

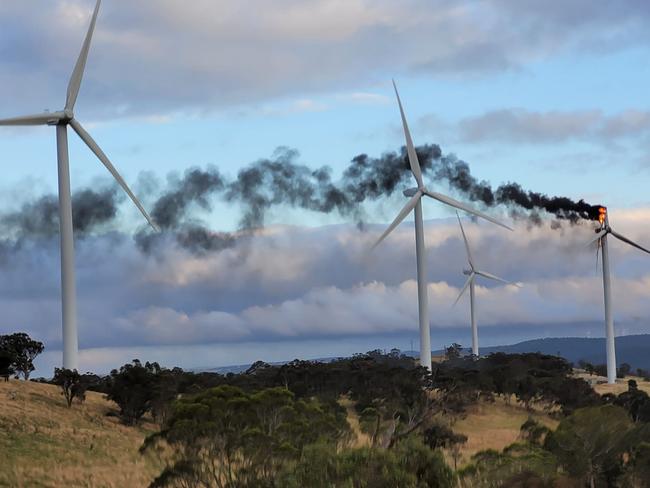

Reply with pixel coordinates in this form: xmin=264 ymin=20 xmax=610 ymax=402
xmin=151 ymin=167 xmax=225 ymax=229
xmin=134 ymin=166 xmax=237 ymax=255
xmin=135 ymin=143 xmax=601 ymax=255
xmin=341 ymin=145 xmax=441 ymax=202
xmin=0 ymin=143 xmax=601 ymax=258
xmin=430 ymin=153 xmax=601 ymax=222
xmin=225 ymin=147 xmax=355 ymax=229
xmin=0 ymin=186 xmax=121 ymax=240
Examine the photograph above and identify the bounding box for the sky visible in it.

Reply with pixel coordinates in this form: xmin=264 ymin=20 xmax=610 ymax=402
xmin=0 ymin=0 xmax=649 ymax=375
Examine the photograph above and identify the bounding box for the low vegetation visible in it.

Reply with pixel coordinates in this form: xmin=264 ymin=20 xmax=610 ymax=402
xmin=4 ymin=333 xmax=650 ymax=487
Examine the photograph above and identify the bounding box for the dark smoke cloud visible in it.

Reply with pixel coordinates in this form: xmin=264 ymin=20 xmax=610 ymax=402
xmin=151 ymin=167 xmax=225 ymax=229
xmin=0 ymin=143 xmax=602 ymax=258
xmin=0 ymin=186 xmax=121 ymax=241
xmin=430 ymin=153 xmax=602 ymax=223
xmin=226 ymin=147 xmax=355 ymax=229
xmin=135 ymin=166 xmax=235 ymax=255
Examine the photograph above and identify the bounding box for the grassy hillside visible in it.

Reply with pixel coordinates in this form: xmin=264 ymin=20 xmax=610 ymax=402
xmin=3 ymin=372 xmax=649 ymax=486
xmin=0 ymin=379 xmax=161 ymax=488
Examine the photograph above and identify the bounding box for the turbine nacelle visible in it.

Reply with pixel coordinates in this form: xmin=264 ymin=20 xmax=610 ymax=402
xmin=403 ymin=187 xmax=420 ymax=197
xmin=462 ymin=268 xmax=472 ymax=276
xmin=585 ymin=211 xmax=650 ymax=256
xmin=45 ymin=110 xmax=74 ymax=126
xmin=46 ymin=112 xmax=68 ymax=125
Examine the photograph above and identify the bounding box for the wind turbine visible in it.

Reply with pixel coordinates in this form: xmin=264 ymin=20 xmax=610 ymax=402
xmin=586 ymin=206 xmax=650 ymax=384
xmin=372 ymin=81 xmax=512 ymax=370
xmin=0 ymin=0 xmax=157 ymax=370
xmin=453 ymin=213 xmax=516 ymax=357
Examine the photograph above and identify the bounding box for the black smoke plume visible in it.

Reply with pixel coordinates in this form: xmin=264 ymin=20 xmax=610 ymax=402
xmin=138 ymin=143 xmax=600 ymax=256
xmin=0 ymin=143 xmax=602 ymax=257
xmin=225 ymin=147 xmax=355 ymax=229
xmin=134 ymin=166 xmax=232 ymax=255
xmin=430 ymin=153 xmax=601 ymax=223
xmin=0 ymin=186 xmax=121 ymax=241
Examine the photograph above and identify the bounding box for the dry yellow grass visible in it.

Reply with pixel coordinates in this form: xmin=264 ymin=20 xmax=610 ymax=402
xmin=0 ymin=379 xmax=162 ymax=488
xmin=584 ymin=375 xmax=650 ymax=396
xmin=448 ymin=397 xmax=558 ymax=467
xmin=338 ymin=396 xmax=371 ymax=447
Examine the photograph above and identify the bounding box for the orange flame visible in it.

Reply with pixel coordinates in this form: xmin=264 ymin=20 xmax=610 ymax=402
xmin=598 ymin=206 xmax=607 ymax=225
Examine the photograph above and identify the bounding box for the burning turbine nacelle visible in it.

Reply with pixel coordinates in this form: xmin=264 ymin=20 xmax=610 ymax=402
xmin=598 ymin=206 xmax=607 ymax=227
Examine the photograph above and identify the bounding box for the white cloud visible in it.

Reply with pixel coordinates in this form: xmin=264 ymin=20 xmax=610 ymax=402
xmin=3 ymin=210 xmax=650 ymax=359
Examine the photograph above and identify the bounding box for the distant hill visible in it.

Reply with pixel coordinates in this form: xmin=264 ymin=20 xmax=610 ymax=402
xmin=433 ymin=334 xmax=650 ymax=371
xmin=201 ymin=334 xmax=650 ymax=374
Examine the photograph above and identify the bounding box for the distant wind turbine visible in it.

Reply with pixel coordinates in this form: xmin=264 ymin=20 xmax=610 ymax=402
xmin=586 ymin=206 xmax=650 ymax=384
xmin=454 ymin=212 xmax=517 ymax=357
xmin=372 ymin=81 xmax=512 ymax=370
xmin=0 ymin=0 xmax=157 ymax=370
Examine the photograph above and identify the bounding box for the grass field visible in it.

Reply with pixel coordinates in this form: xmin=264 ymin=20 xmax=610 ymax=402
xmin=0 ymin=379 xmax=161 ymax=488
xmin=449 ymin=397 xmax=558 ymax=466
xmin=589 ymin=374 xmax=650 ymax=395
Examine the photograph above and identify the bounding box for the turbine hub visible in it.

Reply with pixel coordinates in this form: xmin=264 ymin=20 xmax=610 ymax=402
xmin=403 ymin=187 xmax=419 ymax=197
xmin=62 ymin=109 xmax=74 ymax=121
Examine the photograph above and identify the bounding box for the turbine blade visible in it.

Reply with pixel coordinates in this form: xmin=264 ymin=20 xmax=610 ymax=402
xmin=475 ymin=269 xmax=517 ymax=286
xmin=610 ymin=229 xmax=650 ymax=255
xmin=456 ymin=211 xmax=475 ymax=269
xmin=392 ymin=80 xmax=423 ymax=188
xmin=70 ymin=119 xmax=158 ymax=231
xmin=585 ymin=228 xmax=607 ymax=248
xmin=66 ymin=0 xmax=101 ymax=111
xmin=0 ymin=112 xmax=64 ymax=126
xmin=423 ymin=190 xmax=513 ymax=231
xmin=371 ymin=191 xmax=421 ymax=249
xmin=453 ymin=274 xmax=474 ymax=307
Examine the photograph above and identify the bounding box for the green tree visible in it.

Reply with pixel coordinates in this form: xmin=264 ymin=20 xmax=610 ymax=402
xmin=0 ymin=332 xmax=44 ymax=380
xmin=622 ymin=441 xmax=650 ymax=487
xmin=459 ymin=444 xmax=559 ymax=488
xmin=519 ymin=417 xmax=551 ymax=446
xmin=618 ymin=363 xmax=632 ymax=378
xmin=544 ymin=405 xmax=633 ymax=487
xmin=280 ymin=438 xmax=455 ymax=488
xmin=445 ymin=343 xmax=463 ymax=360
xmin=0 ymin=351 xmax=15 ymax=381
xmin=106 ymin=360 xmax=161 ymax=425
xmin=143 ymin=385 xmax=350 ymax=487
xmin=53 ymin=368 xmax=82 ymax=407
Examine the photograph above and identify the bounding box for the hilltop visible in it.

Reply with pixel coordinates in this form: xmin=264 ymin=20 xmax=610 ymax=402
xmin=467 ymin=334 xmax=650 ymax=370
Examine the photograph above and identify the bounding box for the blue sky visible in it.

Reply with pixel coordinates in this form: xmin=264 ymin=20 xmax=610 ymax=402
xmin=1 ymin=0 xmax=650 ymax=373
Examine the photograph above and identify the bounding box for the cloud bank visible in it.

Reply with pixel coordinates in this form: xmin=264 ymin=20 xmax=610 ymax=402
xmin=1 ymin=208 xmax=649 ymax=373
xmin=1 ymin=0 xmax=649 ymax=119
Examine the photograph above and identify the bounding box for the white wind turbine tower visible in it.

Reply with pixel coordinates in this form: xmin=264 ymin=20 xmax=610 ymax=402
xmin=0 ymin=0 xmax=157 ymax=370
xmin=454 ymin=213 xmax=517 ymax=357
xmin=372 ymin=81 xmax=512 ymax=370
xmin=586 ymin=206 xmax=650 ymax=384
